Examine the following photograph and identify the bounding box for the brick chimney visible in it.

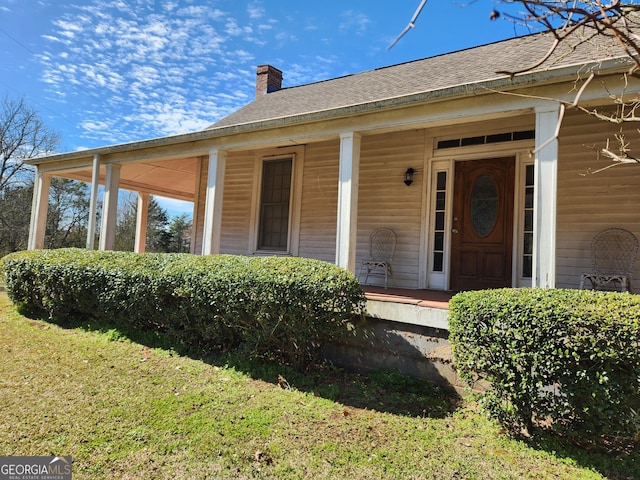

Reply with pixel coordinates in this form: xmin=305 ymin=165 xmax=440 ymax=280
xmin=255 ymin=64 xmax=283 ymax=98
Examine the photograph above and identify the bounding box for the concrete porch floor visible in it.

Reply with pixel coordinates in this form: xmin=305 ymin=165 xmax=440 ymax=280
xmin=361 ymin=286 xmax=455 ymax=330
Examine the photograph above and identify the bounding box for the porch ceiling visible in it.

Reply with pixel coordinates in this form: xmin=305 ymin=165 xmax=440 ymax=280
xmin=57 ymin=156 xmax=200 ymax=202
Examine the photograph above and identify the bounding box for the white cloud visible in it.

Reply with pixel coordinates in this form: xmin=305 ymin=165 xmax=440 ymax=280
xmin=339 ymin=11 xmax=371 ymax=35
xmin=38 ymin=0 xmax=314 ymax=146
xmin=130 ymin=65 xmax=160 ymax=85
xmin=163 ymin=1 xmax=178 ymax=13
xmin=285 ymin=60 xmax=336 ymax=86
xmin=225 ymin=19 xmax=253 ymax=37
xmin=80 ymin=119 xmax=113 ymax=133
xmin=248 ymin=2 xmax=264 ymax=20
xmin=227 ymin=49 xmax=254 ymax=63
xmin=53 ymin=19 xmax=83 ymax=34
xmin=41 ymin=34 xmax=66 ymax=44
xmin=275 ymin=31 xmax=297 ymax=43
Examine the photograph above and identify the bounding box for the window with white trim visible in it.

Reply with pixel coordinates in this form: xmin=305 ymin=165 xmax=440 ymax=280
xmin=258 ymin=157 xmax=292 ymax=251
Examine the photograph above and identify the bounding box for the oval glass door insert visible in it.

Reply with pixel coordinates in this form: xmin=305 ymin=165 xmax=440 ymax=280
xmin=470 ymin=174 xmax=498 ymax=237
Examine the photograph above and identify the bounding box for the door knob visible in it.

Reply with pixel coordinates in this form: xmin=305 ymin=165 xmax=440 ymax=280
xmin=452 ymin=228 xmax=459 ymax=234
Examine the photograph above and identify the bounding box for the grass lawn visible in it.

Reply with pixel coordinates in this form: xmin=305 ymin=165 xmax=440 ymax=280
xmin=0 ymin=292 xmax=637 ymax=479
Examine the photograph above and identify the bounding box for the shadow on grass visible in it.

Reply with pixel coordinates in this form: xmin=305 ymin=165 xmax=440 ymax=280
xmin=17 ymin=305 xmax=640 ymax=479
xmin=19 ymin=305 xmax=460 ymax=419
xmin=523 ymin=430 xmax=640 ymax=480
xmin=222 ymin=352 xmax=460 ymax=419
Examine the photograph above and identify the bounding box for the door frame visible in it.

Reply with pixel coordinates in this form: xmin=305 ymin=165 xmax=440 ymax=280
xmin=425 ymin=150 xmax=533 ymax=291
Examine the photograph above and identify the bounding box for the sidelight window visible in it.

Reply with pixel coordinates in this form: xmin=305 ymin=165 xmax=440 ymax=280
xmin=522 ymin=164 xmax=534 ymax=278
xmin=432 ymin=171 xmax=447 ymax=272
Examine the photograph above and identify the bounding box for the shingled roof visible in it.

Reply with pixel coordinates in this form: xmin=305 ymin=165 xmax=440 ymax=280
xmin=210 ymin=29 xmax=628 ymax=130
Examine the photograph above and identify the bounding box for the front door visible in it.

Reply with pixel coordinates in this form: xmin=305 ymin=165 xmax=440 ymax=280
xmin=450 ymin=157 xmax=515 ymax=291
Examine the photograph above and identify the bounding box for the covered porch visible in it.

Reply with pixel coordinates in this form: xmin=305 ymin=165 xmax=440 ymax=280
xmin=26 ymin=106 xmax=561 ymax=290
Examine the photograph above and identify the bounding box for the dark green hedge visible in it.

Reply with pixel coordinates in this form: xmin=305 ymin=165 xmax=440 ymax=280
xmin=449 ymin=288 xmax=640 ymax=440
xmin=2 ymin=248 xmax=366 ymax=370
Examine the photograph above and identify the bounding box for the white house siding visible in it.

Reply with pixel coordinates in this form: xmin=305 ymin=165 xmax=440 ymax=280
xmin=556 ymin=110 xmax=640 ymax=291
xmin=356 ymin=130 xmax=426 ymax=289
xmin=297 ymin=139 xmax=340 ymax=263
xmin=219 ymin=151 xmax=256 ymax=255
xmin=192 ymin=151 xmax=255 ymax=255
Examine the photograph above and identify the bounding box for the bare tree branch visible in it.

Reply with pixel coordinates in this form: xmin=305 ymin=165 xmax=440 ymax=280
xmin=533 ymin=103 xmax=566 ymax=154
xmin=496 ymin=37 xmax=562 ymax=76
xmin=394 ymin=1 xmax=640 ymax=170
xmin=0 ymin=95 xmax=60 ymax=191
xmin=497 ymin=1 xmax=640 ymax=74
xmin=388 ymin=0 xmax=429 ymax=50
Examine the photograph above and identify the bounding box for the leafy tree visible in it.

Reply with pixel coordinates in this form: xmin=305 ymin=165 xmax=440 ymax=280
xmin=114 ymin=192 xmax=172 ymax=252
xmin=46 ymin=178 xmax=91 ymax=249
xmin=146 ymin=197 xmax=171 ymax=252
xmin=0 ymin=184 xmax=32 ymax=256
xmin=0 ymin=179 xmax=93 ymax=256
xmin=166 ymin=213 xmax=192 ymax=253
xmin=114 ymin=192 xmax=139 ymax=252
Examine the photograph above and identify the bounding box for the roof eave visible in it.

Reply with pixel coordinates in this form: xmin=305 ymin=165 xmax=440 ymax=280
xmin=209 ymin=57 xmax=631 ymax=133
xmin=28 ymin=56 xmax=630 ymax=166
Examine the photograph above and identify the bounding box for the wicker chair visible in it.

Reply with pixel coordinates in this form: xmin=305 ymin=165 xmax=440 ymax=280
xmin=580 ymin=228 xmax=638 ymax=293
xmin=359 ymin=228 xmax=396 ymax=289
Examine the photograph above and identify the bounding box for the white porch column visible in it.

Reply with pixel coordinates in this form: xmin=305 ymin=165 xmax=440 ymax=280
xmin=335 ymin=132 xmax=361 ymax=272
xmin=202 ymin=148 xmax=227 ymax=255
xmin=190 ymin=157 xmax=203 ymax=254
xmin=86 ymin=154 xmax=100 ymax=250
xmin=27 ymin=168 xmax=51 ymax=250
xmin=134 ymin=192 xmax=149 ymax=253
xmin=533 ymin=104 xmax=560 ymax=288
xmin=99 ymin=163 xmax=121 ymax=251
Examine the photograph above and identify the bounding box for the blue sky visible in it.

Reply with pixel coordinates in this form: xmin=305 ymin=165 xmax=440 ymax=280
xmin=0 ymin=0 xmax=525 ymax=214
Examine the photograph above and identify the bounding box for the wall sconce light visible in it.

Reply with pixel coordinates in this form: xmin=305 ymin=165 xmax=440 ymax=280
xmin=404 ymin=168 xmax=415 ymax=186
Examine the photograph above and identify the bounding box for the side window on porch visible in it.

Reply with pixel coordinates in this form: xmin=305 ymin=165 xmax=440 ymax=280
xmin=433 ymin=171 xmax=447 ymax=272
xmin=522 ymin=164 xmax=534 ymax=278
xmin=258 ymin=158 xmax=292 ymax=251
